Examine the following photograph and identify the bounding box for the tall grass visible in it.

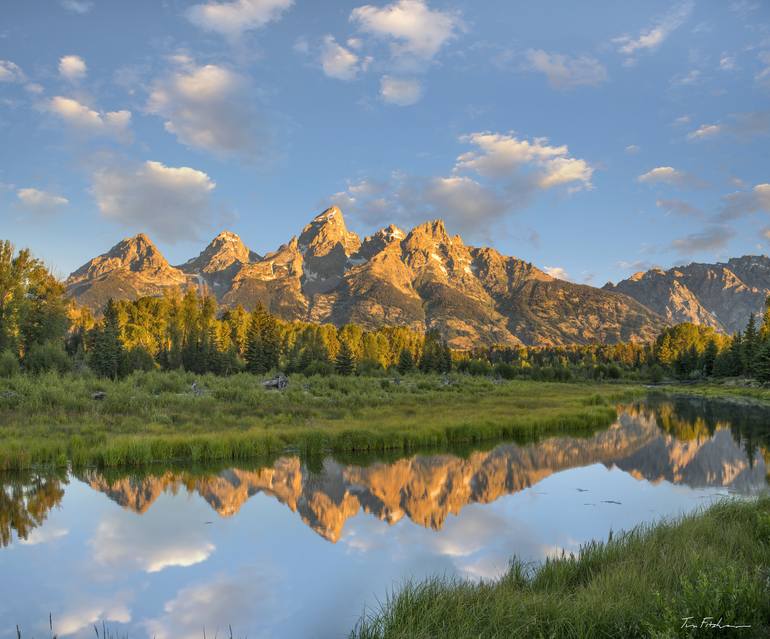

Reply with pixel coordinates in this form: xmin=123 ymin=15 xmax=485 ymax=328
xmin=351 ymin=496 xmax=770 ymax=639
xmin=0 ymin=371 xmax=637 ymax=470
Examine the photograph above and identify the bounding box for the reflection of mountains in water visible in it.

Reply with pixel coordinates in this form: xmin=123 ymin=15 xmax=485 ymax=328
xmin=80 ymin=405 xmax=769 ymax=542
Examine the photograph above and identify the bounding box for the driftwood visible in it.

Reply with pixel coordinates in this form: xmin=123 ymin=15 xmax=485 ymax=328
xmin=262 ymin=374 xmax=289 ymax=391
xmin=92 ymin=391 xmax=107 ymax=401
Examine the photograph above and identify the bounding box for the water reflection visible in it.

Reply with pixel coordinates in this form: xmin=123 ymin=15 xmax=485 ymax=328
xmin=1 ymin=397 xmax=769 ymax=638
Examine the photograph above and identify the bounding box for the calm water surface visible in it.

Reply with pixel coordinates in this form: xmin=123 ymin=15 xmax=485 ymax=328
xmin=1 ymin=396 xmax=768 ymax=639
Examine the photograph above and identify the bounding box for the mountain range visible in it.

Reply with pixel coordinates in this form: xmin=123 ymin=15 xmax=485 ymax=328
xmin=64 ymin=207 xmax=769 ymax=347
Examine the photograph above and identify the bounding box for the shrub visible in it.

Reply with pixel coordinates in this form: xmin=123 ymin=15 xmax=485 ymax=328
xmin=24 ymin=342 xmax=72 ymax=375
xmin=0 ymin=349 xmax=19 ymax=378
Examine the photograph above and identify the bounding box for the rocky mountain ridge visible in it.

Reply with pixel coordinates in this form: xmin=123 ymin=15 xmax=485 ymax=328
xmin=65 ymin=207 xmax=688 ymax=347
xmin=604 ymin=255 xmax=770 ymax=334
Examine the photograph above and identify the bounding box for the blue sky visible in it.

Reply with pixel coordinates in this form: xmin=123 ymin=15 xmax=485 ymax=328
xmin=0 ymin=0 xmax=768 ymax=285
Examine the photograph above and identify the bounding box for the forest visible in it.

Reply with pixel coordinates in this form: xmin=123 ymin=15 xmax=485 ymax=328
xmin=2 ymin=239 xmax=770 ymax=383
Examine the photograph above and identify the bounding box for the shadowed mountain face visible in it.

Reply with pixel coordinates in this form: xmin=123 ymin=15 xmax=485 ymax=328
xmin=65 ymin=207 xmax=662 ymax=347
xmin=76 ymin=402 xmax=769 ymax=543
xmin=604 ymin=256 xmax=770 ymax=333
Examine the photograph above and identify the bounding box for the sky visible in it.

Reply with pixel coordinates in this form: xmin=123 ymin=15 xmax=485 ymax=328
xmin=0 ymin=0 xmax=769 ymax=286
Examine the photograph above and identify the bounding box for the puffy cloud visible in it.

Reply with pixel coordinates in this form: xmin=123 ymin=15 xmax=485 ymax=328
xmin=656 ymin=198 xmax=703 ymax=217
xmin=637 ymin=166 xmax=703 ymax=188
xmin=54 ymin=598 xmax=131 ymax=636
xmin=187 ymin=0 xmax=293 ymax=39
xmin=144 ymin=573 xmax=282 ymax=639
xmin=455 ymin=132 xmax=593 ymax=190
xmin=16 ymin=188 xmax=69 ymax=214
xmin=48 ymin=96 xmax=132 ymax=142
xmin=320 ymin=35 xmax=370 ymax=80
xmin=687 ymin=123 xmax=722 ymax=140
xmin=147 ymin=61 xmax=265 ymax=158
xmin=91 ymin=160 xmax=217 ymax=242
xmin=59 ymin=54 xmax=87 ymax=81
xmin=543 ymin=266 xmax=570 ymax=280
xmin=351 ymin=0 xmax=459 ymax=65
xmin=613 ymin=1 xmax=694 ymax=63
xmin=720 ymin=183 xmax=770 ymax=219
xmin=379 ymin=75 xmax=422 ymax=105
xmin=670 ymin=225 xmax=735 ymax=255
xmin=60 ymin=0 xmax=93 ymax=13
xmin=524 ymin=50 xmax=607 ymax=90
xmin=0 ymin=59 xmax=24 ymax=83
xmin=331 ymin=131 xmax=593 ymax=237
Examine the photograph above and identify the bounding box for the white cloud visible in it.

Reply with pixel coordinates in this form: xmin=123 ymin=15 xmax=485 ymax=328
xmin=60 ymin=0 xmax=93 ymax=13
xmin=0 ymin=59 xmax=24 ymax=83
xmin=48 ymin=96 xmax=132 ymax=142
xmin=59 ymin=54 xmax=87 ymax=81
xmin=331 ymin=131 xmax=593 ymax=238
xmin=687 ymin=123 xmax=723 ymax=140
xmin=55 ymin=599 xmax=131 ymax=636
xmin=719 ymin=54 xmax=737 ymax=71
xmin=351 ymin=0 xmax=459 ymax=66
xmin=144 ymin=574 xmax=281 ymax=639
xmin=455 ymin=132 xmax=593 ymax=190
xmin=16 ymin=188 xmax=69 ymax=214
xmin=524 ymin=50 xmax=607 ymax=90
xmin=543 ymin=266 xmax=569 ymax=280
xmin=320 ymin=35 xmax=370 ymax=80
xmin=147 ymin=61 xmax=264 ymax=157
xmin=380 ymin=75 xmax=422 ymax=105
xmin=17 ymin=526 xmax=68 ymax=545
xmin=637 ymin=166 xmax=702 ymax=188
xmin=187 ymin=0 xmax=293 ymax=39
xmin=91 ymin=160 xmax=217 ymax=242
xmin=625 ymin=144 xmax=640 ymax=154
xmin=720 ymin=183 xmax=770 ymax=219
xmin=613 ymin=1 xmax=694 ymax=64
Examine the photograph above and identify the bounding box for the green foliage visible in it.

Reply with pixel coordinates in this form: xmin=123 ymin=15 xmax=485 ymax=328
xmin=0 ymin=349 xmax=19 ymax=378
xmin=352 ymin=496 xmax=770 ymax=639
xmin=245 ymin=303 xmax=281 ymax=374
xmin=335 ymin=340 xmax=356 ymax=375
xmin=24 ymin=341 xmax=71 ymax=375
xmin=89 ymin=299 xmax=125 ymax=379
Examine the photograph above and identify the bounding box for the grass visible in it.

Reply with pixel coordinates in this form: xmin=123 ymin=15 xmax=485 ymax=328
xmin=351 ymin=496 xmax=770 ymax=639
xmin=0 ymin=371 xmax=638 ymax=470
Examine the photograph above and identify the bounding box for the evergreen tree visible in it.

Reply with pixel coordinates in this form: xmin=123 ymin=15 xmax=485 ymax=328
xmin=334 ymin=339 xmax=356 ymax=375
xmin=760 ymin=295 xmax=770 ymax=340
xmin=245 ymin=303 xmax=281 ymax=374
xmin=90 ymin=299 xmax=124 ymax=379
xmin=753 ymin=341 xmax=770 ymax=383
xmin=702 ymin=338 xmax=718 ymax=376
xmin=397 ymin=348 xmax=415 ymax=374
xmin=743 ymin=314 xmax=759 ymax=375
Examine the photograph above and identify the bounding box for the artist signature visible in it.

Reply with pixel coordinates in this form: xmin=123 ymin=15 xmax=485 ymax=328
xmin=681 ymin=617 xmax=752 ymax=631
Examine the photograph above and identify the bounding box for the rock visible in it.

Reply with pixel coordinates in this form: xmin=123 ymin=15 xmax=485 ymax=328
xmin=262 ymin=374 xmax=289 ymax=391
xmin=92 ymin=391 xmax=107 ymax=400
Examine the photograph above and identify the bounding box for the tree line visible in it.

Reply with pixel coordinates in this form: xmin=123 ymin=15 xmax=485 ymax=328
xmin=3 ymin=238 xmax=770 ymax=383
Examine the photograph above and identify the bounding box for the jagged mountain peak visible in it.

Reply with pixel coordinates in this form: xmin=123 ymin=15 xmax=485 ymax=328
xmin=299 ymin=206 xmax=360 ymax=257
xmin=181 ymin=230 xmax=258 ymax=275
xmin=71 ymin=233 xmax=170 ymax=279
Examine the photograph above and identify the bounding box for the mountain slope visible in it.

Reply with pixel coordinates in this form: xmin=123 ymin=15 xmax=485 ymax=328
xmin=66 ymin=207 xmax=665 ymax=347
xmin=605 ymin=256 xmax=770 ymax=333
xmin=65 ymin=233 xmax=195 ymax=309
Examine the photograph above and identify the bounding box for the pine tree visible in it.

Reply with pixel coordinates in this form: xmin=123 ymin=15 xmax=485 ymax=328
xmin=245 ymin=303 xmax=281 ymax=374
xmin=702 ymin=338 xmax=718 ymax=376
xmin=760 ymin=296 xmax=770 ymax=340
xmin=90 ymin=299 xmax=124 ymax=379
xmin=335 ymin=340 xmax=356 ymax=375
xmin=397 ymin=348 xmax=415 ymax=374
xmin=743 ymin=314 xmax=759 ymax=375
xmin=753 ymin=341 xmax=770 ymax=383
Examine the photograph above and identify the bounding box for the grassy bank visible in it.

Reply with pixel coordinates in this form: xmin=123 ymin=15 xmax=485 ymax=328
xmin=352 ymin=496 xmax=770 ymax=639
xmin=653 ymin=379 xmax=770 ymax=405
xmin=0 ymin=372 xmax=636 ymax=470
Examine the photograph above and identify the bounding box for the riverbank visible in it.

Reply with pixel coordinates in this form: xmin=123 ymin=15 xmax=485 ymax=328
xmin=0 ymin=372 xmax=635 ymax=471
xmin=352 ymin=495 xmax=770 ymax=639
